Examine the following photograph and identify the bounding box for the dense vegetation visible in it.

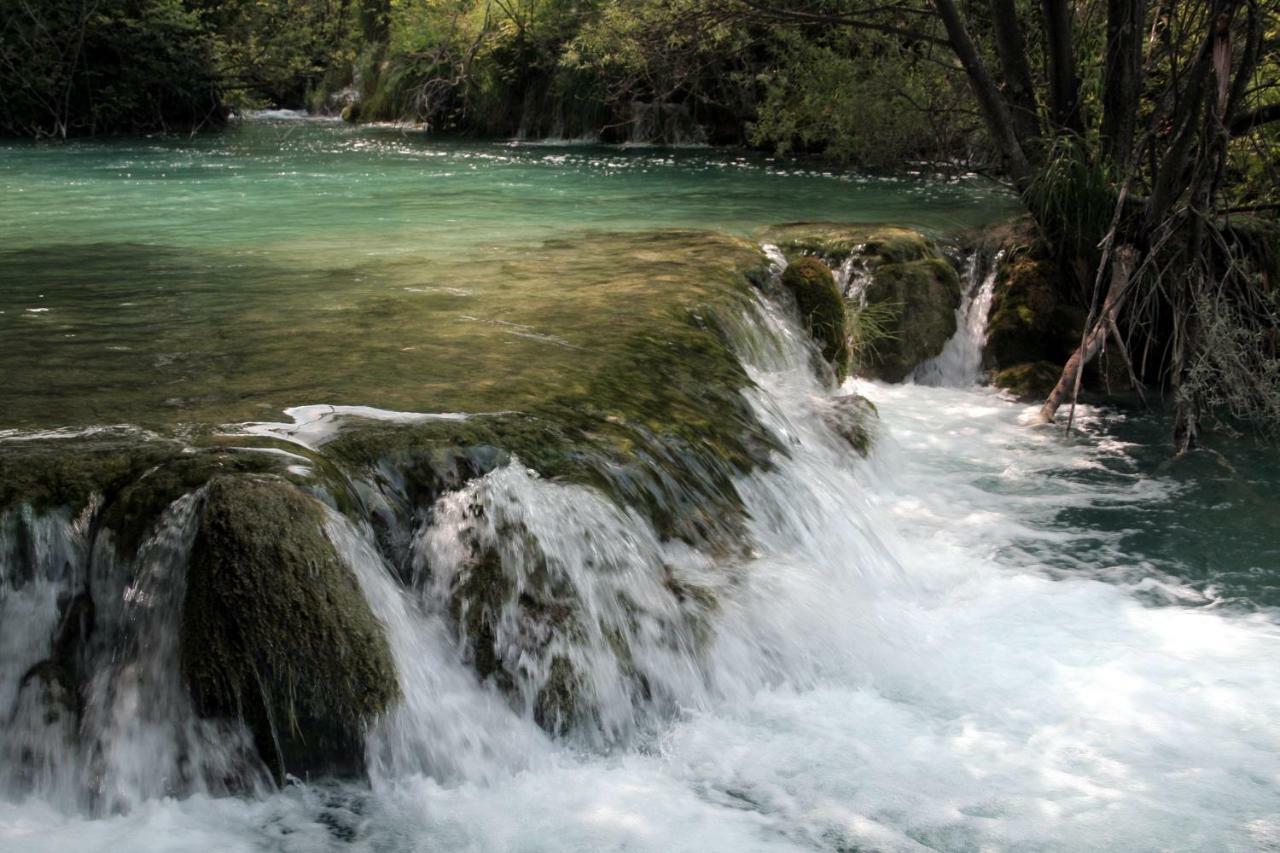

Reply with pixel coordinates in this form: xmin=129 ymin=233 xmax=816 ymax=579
xmin=2 ymin=0 xmax=1278 ymax=445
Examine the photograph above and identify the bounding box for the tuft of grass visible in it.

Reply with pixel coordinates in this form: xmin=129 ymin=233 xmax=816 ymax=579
xmin=847 ymin=298 xmax=902 ymax=370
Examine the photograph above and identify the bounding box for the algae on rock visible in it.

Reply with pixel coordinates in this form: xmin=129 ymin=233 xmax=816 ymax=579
xmin=180 ymin=476 xmax=399 ymax=781
xmin=993 ymin=361 xmax=1063 ymax=401
xmin=780 ymin=256 xmax=851 ymax=380
xmin=757 ymin=222 xmax=934 ymax=267
xmin=984 ymin=251 xmax=1083 ymax=370
xmin=860 ymin=256 xmax=962 ymax=382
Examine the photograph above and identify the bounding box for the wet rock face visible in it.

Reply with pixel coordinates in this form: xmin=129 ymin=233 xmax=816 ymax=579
xmin=984 ymin=252 xmax=1084 ymax=370
xmin=816 ymin=394 xmax=879 ymax=457
xmin=781 ymin=256 xmax=850 ymax=380
xmin=860 ymin=256 xmax=962 ymax=382
xmin=180 ymin=476 xmax=399 ymax=781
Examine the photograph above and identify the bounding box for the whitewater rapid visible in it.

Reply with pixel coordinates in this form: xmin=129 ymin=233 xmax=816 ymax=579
xmin=2 ymin=293 xmax=1279 ymax=852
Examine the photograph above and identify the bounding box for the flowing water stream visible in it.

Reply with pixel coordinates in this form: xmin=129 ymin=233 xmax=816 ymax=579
xmin=1 ymin=119 xmax=1278 ymax=852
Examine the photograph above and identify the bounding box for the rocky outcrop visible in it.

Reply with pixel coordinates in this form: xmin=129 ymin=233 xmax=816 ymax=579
xmin=780 ymin=256 xmax=850 ymax=380
xmin=816 ymin=393 xmax=879 ymax=456
xmin=758 ymin=222 xmax=963 ymax=383
xmin=180 ymin=476 xmax=399 ymax=781
xmin=860 ymin=256 xmax=962 ymax=382
xmin=992 ymin=361 xmax=1062 ymax=401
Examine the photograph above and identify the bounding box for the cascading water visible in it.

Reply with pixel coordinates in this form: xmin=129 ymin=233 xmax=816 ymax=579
xmin=2 ymin=240 xmax=1280 ymax=849
xmin=3 ymin=115 xmax=1276 ymax=853
xmin=911 ymin=250 xmax=1002 ymax=387
xmin=0 ymin=496 xmax=263 ymax=815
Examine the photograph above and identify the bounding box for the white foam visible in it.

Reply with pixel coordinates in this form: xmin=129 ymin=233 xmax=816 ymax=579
xmin=234 ymin=404 xmax=469 ymax=449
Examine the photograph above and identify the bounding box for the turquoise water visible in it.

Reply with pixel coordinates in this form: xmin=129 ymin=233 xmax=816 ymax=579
xmin=0 ymin=119 xmax=1008 ymax=253
xmin=0 ymin=119 xmax=1012 ymax=430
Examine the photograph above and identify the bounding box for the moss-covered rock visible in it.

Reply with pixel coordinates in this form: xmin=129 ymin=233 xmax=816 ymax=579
xmin=984 ymin=252 xmax=1083 ymax=369
xmin=860 ymin=256 xmax=962 ymax=382
xmin=993 ymin=361 xmax=1062 ymax=401
xmin=180 ymin=476 xmax=399 ymax=781
xmin=758 ymin=222 xmax=962 ymax=382
xmin=781 ymin=256 xmax=850 ymax=379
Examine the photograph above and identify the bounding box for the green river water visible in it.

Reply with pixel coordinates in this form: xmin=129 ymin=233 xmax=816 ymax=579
xmin=0 ymin=118 xmax=1006 ymax=430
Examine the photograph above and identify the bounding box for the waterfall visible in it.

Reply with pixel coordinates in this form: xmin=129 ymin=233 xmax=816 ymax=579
xmin=2 ymin=277 xmax=1280 ymax=851
xmin=911 ymin=250 xmax=1002 ymax=387
xmin=0 ymin=496 xmax=263 ymax=814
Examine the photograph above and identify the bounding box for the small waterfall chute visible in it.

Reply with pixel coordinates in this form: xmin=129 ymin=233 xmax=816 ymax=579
xmin=911 ymin=250 xmax=1002 ymax=387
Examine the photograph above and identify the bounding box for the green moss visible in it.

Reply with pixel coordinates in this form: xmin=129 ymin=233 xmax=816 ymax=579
xmin=781 ymin=256 xmax=850 ymax=380
xmin=984 ymin=253 xmax=1080 ymax=369
xmin=100 ymin=450 xmax=280 ymax=555
xmin=326 ymin=299 xmax=779 ymax=552
xmin=180 ymin=476 xmax=400 ymax=781
xmin=993 ymin=361 xmax=1062 ymax=401
xmin=0 ymin=441 xmax=148 ymax=517
xmin=860 ymin=256 xmax=962 ymax=382
xmin=756 ymin=222 xmax=934 ymax=266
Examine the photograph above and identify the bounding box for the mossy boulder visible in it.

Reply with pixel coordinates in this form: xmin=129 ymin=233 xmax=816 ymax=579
xmin=781 ymin=256 xmax=850 ymax=379
xmin=993 ymin=361 xmax=1062 ymax=401
xmin=758 ymin=222 xmax=962 ymax=382
xmin=984 ymin=253 xmax=1084 ymax=369
xmin=860 ymin=256 xmax=963 ymax=382
xmin=180 ymin=476 xmax=399 ymax=781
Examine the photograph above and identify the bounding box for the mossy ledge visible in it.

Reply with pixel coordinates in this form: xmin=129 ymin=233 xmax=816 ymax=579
xmin=757 ymin=222 xmax=935 ymax=267
xmin=180 ymin=475 xmax=400 ymax=782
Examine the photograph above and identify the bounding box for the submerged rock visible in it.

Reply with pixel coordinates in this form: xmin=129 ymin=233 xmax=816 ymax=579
xmin=781 ymin=256 xmax=851 ymax=380
xmin=993 ymin=361 xmax=1062 ymax=401
xmin=180 ymin=476 xmax=399 ymax=781
xmin=816 ymin=394 xmax=879 ymax=457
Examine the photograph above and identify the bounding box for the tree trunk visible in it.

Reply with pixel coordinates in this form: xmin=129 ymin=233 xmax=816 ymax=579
xmin=932 ymin=0 xmax=1034 ymax=188
xmin=1041 ymin=0 xmax=1083 ymax=133
xmin=988 ymin=0 xmax=1042 ymax=149
xmin=1038 ymin=245 xmax=1139 ymax=423
xmin=1101 ymin=0 xmax=1147 ymax=167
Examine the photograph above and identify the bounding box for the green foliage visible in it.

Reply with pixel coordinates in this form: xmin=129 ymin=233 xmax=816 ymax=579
xmin=750 ymin=30 xmax=961 ymax=167
xmin=200 ymin=0 xmax=360 ymax=110
xmin=0 ymin=0 xmax=222 ymax=137
xmin=1023 ymin=137 xmax=1116 ymax=264
xmin=847 ymin=298 xmax=901 ymax=371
